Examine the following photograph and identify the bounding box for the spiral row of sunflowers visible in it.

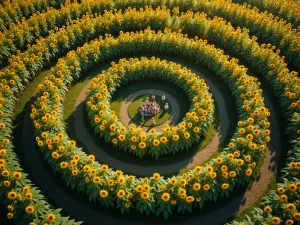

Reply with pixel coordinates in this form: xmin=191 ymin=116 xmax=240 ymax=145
xmin=0 ymin=0 xmax=299 ymax=224
xmin=85 ymin=57 xmax=215 ymax=158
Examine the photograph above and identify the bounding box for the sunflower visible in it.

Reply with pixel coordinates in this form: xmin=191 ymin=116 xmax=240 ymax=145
xmin=215 ymin=157 xmax=223 ymax=164
xmin=193 ymin=183 xmax=201 ymax=191
xmin=112 ymin=138 xmax=118 ymax=144
xmin=277 ymin=187 xmax=285 ymax=194
xmin=221 ymin=183 xmax=229 ymax=190
xmin=109 ymin=124 xmax=117 ymax=131
xmin=161 ymin=192 xmax=170 ymax=202
xmin=107 ymin=180 xmax=114 ymax=186
xmin=160 ymin=136 xmax=168 ymax=143
xmin=51 ymin=152 xmax=59 ymax=159
xmin=99 ymin=190 xmax=108 ymax=198
xmin=140 ymin=134 xmax=147 ymax=141
xmin=131 ymin=136 xmax=137 ymax=142
xmin=143 ymin=184 xmax=151 ymax=192
xmin=115 ymin=170 xmax=123 ymax=176
xmin=264 ymin=206 xmax=272 ymax=213
xmin=271 ymin=217 xmax=281 ymax=225
xmin=206 ymin=166 xmax=214 ymax=173
xmin=203 ymin=184 xmax=210 ymax=191
xmin=171 ymin=200 xmax=177 ymax=205
xmin=229 ymin=171 xmax=237 ymax=177
xmin=169 ymin=177 xmax=177 ymax=185
xmin=184 ymin=132 xmax=190 ymax=139
xmin=131 ymin=145 xmax=136 ymax=150
xmin=1 ymin=170 xmax=9 ymax=177
xmin=93 ymin=176 xmax=101 ymax=184
xmin=246 ymin=134 xmax=253 ymax=140
xmin=185 ymin=196 xmax=194 ymax=203
xmin=25 ymin=206 xmax=35 ymax=214
xmin=286 ymin=203 xmax=296 ymax=212
xmin=285 ymin=219 xmax=294 ymax=225
xmin=139 ymin=142 xmax=146 ymax=149
xmin=227 ymin=153 xmax=234 ymax=160
xmin=7 ymin=205 xmax=14 ymax=211
xmin=7 ymin=191 xmax=17 ymax=200
xmin=47 ymin=213 xmax=56 ymax=222
xmin=237 ymin=159 xmax=244 ymax=166
xmin=179 ymin=179 xmax=187 ymax=186
xmin=152 ymin=139 xmax=160 ymax=146
xmin=288 ymin=184 xmax=297 ymax=192
xmin=7 ymin=213 xmax=13 ymax=219
xmin=88 ymin=154 xmax=95 ymax=161
xmin=245 ymin=169 xmax=252 ymax=176
xmin=118 ymin=176 xmax=126 ymax=185
xmin=72 ymin=170 xmax=78 ymax=176
xmin=221 ymin=165 xmax=228 ymax=172
xmin=153 ymin=173 xmax=160 ymax=180
xmin=193 ymin=127 xmax=200 ymax=133
xmin=117 ymin=190 xmax=125 ymax=199
xmin=118 ymin=134 xmax=126 ymax=142
xmin=172 ymin=135 xmax=179 ymax=141
xmin=59 ymin=162 xmax=68 ymax=171
xmin=25 ymin=192 xmax=33 ymax=200
xmin=140 ymin=191 xmax=150 ymax=200
xmin=101 ymin=164 xmax=108 ymax=171
xmin=293 ymin=212 xmax=300 ymax=220
xmin=194 ymin=166 xmax=202 ymax=172
xmin=210 ymin=172 xmax=217 ymax=179
xmin=3 ymin=180 xmax=11 ymax=187
xmin=280 ymin=194 xmax=288 ymax=202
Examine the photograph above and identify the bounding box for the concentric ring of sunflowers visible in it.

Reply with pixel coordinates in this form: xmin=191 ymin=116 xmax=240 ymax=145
xmin=85 ymin=57 xmax=215 ymax=158
xmin=30 ymin=29 xmax=269 ymax=217
xmin=0 ymin=1 xmax=299 ymax=224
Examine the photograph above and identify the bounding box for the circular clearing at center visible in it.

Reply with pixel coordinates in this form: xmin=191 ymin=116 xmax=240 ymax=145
xmin=121 ymin=89 xmax=180 ymax=131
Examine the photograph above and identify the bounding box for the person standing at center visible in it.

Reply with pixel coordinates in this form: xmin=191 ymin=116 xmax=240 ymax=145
xmin=164 ymin=103 xmax=169 ymax=111
xmin=161 ymin=94 xmax=166 ymax=103
xmin=152 ymin=95 xmax=156 ymax=102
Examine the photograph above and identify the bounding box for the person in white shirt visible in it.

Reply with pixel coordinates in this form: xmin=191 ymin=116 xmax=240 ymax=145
xmin=164 ymin=103 xmax=169 ymax=111
xmin=161 ymin=94 xmax=166 ymax=103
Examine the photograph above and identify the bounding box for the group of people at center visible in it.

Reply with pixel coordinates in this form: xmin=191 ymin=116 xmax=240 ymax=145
xmin=138 ymin=94 xmax=169 ymax=125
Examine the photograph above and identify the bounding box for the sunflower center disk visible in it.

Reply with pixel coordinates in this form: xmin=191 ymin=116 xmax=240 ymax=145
xmin=85 ymin=57 xmax=215 ymax=158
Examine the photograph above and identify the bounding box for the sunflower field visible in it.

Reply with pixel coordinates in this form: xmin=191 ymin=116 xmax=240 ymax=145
xmin=0 ymin=0 xmax=299 ymax=225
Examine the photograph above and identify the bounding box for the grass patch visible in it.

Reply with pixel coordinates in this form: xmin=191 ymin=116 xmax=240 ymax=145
xmin=110 ymin=100 xmax=121 ymax=118
xmin=127 ymin=94 xmax=172 ymax=127
xmin=13 ymin=70 xmax=50 ymax=121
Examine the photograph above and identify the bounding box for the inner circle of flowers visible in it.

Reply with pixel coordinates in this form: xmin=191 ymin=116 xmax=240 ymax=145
xmin=85 ymin=57 xmax=215 ymax=158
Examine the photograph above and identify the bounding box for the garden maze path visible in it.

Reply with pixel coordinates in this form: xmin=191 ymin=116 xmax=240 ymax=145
xmin=119 ymin=89 xmax=180 ymax=132
xmin=16 ymin=60 xmax=283 ymax=224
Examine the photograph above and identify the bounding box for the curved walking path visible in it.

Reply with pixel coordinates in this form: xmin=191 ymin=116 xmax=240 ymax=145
xmin=14 ymin=57 xmax=283 ymax=225
xmin=119 ymin=89 xmax=180 ymax=132
xmin=74 ymin=61 xmax=230 ymax=176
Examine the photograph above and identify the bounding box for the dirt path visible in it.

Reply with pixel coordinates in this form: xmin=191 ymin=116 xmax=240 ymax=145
xmin=119 ymin=89 xmax=180 ymax=131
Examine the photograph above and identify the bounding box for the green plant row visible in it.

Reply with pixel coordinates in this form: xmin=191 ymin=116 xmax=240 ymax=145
xmin=113 ymin=0 xmax=300 ymax=68
xmin=232 ymin=0 xmax=300 ymax=28
xmin=1 ymin=0 xmax=300 ymax=70
xmin=0 ymin=0 xmax=114 ymax=66
xmin=2 ymin=7 xmax=298 ymax=114
xmin=30 ymin=28 xmax=268 ymax=218
xmin=86 ymin=57 xmax=215 ymax=158
xmin=0 ymin=0 xmax=66 ymax=31
xmin=0 ymin=5 xmax=298 ymax=225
